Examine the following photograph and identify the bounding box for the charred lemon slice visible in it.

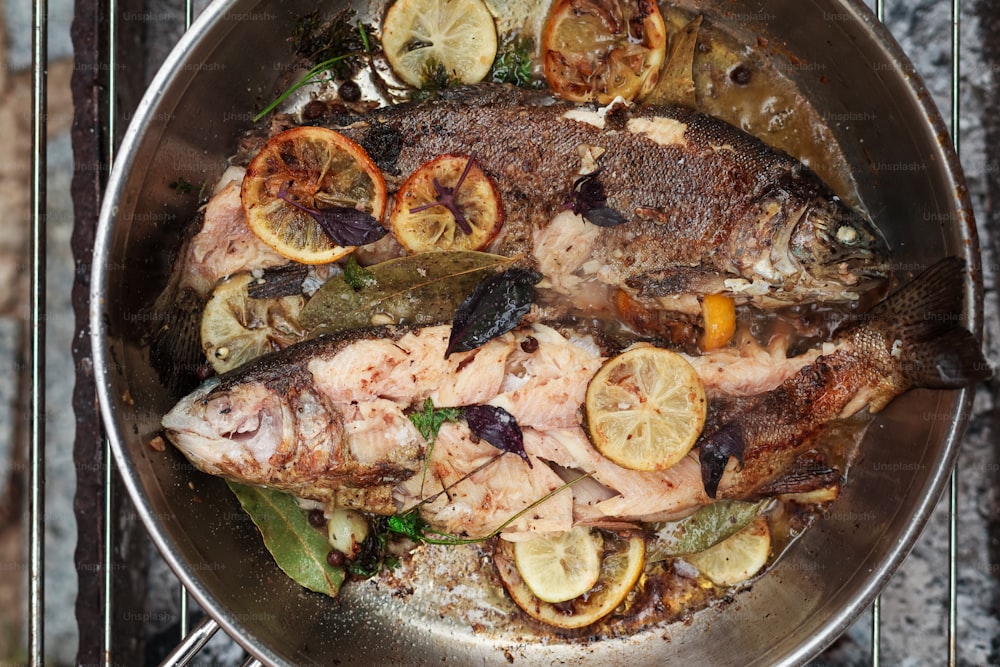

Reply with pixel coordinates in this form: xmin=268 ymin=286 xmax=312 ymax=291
xmin=241 ymin=127 xmax=387 ymax=265
xmin=200 ymin=273 xmax=306 ymax=374
xmin=542 ymin=0 xmax=667 ymax=104
xmin=585 ymin=346 xmax=707 ymax=471
xmin=496 ymin=531 xmax=645 ymax=630
xmin=684 ymin=515 xmax=771 ymax=587
xmin=390 ymin=155 xmax=504 ymax=253
xmin=382 ymin=0 xmax=498 ymax=88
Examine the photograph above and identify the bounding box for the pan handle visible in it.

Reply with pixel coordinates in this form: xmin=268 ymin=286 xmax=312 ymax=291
xmin=157 ymin=615 xmax=220 ymax=667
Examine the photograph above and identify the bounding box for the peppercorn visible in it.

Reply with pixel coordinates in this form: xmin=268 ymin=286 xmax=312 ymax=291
xmin=730 ymin=64 xmax=752 ymax=85
xmin=339 ymin=80 xmax=361 ymax=102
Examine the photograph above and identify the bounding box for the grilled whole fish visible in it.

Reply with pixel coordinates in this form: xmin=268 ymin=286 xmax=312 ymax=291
xmin=326 ymin=84 xmax=890 ymax=302
xmin=150 ymin=84 xmax=890 ymax=390
xmin=161 ymin=258 xmax=988 ymax=538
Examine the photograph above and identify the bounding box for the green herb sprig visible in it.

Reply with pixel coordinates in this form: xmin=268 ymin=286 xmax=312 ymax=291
xmin=343 ymin=254 xmax=377 ymax=291
xmin=254 ymin=53 xmax=358 ymax=122
xmin=254 ymin=20 xmax=373 ymax=122
xmin=409 ymin=398 xmax=464 ymax=441
xmin=490 ymin=38 xmax=535 ymax=87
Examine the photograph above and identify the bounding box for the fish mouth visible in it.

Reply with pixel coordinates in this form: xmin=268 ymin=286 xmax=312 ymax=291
xmin=792 ymin=200 xmax=892 ymax=292
xmin=821 ymin=225 xmax=892 ymax=291
xmin=820 ymin=256 xmax=891 ymax=296
xmin=163 ymin=379 xmax=278 ymax=447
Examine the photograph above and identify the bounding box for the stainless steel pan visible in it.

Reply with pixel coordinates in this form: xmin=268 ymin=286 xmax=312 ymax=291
xmin=91 ymin=0 xmax=983 ymax=664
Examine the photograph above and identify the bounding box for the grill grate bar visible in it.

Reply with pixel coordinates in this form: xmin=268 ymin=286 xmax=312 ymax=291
xmin=870 ymin=0 xmax=884 ymax=663
xmin=871 ymin=596 xmax=881 ymax=667
xmin=29 ymin=0 xmax=49 ymax=664
xmin=104 ymin=0 xmax=120 ymax=663
xmin=159 ymin=616 xmax=221 ymax=667
xmin=103 ymin=438 xmax=114 ymax=665
xmin=947 ymin=1 xmax=962 ymax=665
xmin=949 ymin=475 xmax=959 ymax=666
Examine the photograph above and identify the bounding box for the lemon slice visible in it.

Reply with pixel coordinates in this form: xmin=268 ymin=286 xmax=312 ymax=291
xmin=684 ymin=516 xmax=771 ymax=587
xmin=512 ymin=527 xmax=604 ymax=603
xmin=497 ymin=531 xmax=645 ymax=629
xmin=241 ymin=126 xmax=387 ymax=265
xmin=542 ymin=0 xmax=667 ymax=104
xmin=699 ymin=293 xmax=737 ymax=351
xmin=585 ymin=346 xmax=707 ymax=471
xmin=200 ymin=273 xmax=306 ymax=374
xmin=382 ymin=0 xmax=498 ymax=88
xmin=390 ymin=155 xmax=504 ymax=253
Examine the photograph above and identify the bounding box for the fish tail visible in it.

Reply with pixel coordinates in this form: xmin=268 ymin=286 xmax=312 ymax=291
xmin=863 ymin=256 xmax=992 ymax=389
xmin=148 ymin=285 xmax=209 ymax=395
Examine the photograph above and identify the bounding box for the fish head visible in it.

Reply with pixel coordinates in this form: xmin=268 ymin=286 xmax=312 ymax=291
xmin=789 ymin=198 xmax=890 ymax=294
xmin=161 ymin=377 xmax=295 ymax=479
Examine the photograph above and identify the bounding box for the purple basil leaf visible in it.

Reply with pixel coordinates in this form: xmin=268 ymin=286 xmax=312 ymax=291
xmin=567 ymin=172 xmax=627 ymax=227
xmin=463 ymin=405 xmax=530 ymax=468
xmin=312 ymin=206 xmax=388 ymax=247
xmin=569 ymin=172 xmax=606 ymax=213
xmin=699 ymin=423 xmax=745 ymax=498
xmin=583 ymin=206 xmax=627 ymax=227
xmin=276 ymin=183 xmax=387 ymax=247
xmin=445 ymin=268 xmax=540 ymax=357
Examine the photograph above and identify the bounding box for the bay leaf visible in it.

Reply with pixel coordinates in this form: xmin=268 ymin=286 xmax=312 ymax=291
xmin=227 ymin=481 xmax=345 ymax=597
xmin=300 ymin=251 xmax=516 ymax=335
xmin=646 ymin=499 xmax=769 ymax=562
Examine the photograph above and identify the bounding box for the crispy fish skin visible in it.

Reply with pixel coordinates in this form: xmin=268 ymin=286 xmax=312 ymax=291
xmin=708 ymin=256 xmax=992 ymax=499
xmin=327 ymin=84 xmax=889 ymax=302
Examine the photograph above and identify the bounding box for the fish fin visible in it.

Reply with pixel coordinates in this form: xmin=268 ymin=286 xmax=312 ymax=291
xmin=148 ymin=286 xmax=209 ymax=395
xmin=864 ymin=256 xmax=992 ymax=389
xmin=752 ymin=454 xmax=840 ymax=496
xmin=144 ymin=209 xmax=212 ymax=395
xmin=641 ymin=15 xmax=702 ymax=108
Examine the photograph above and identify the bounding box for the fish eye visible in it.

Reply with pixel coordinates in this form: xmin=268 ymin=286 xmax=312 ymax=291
xmin=835 ymin=224 xmax=860 ymax=247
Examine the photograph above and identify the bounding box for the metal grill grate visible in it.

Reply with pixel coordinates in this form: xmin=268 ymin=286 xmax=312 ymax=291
xmin=46 ymin=0 xmax=987 ymax=664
